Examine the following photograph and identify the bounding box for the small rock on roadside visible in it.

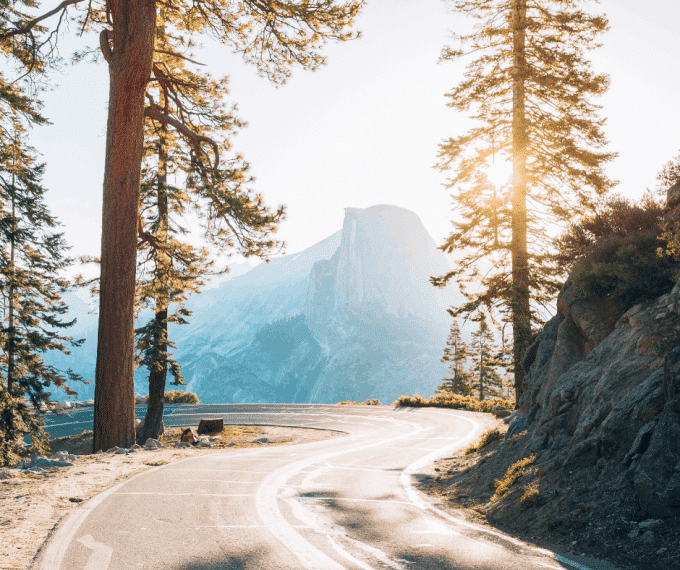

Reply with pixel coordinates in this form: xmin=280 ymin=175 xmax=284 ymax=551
xmin=180 ymin=427 xmax=199 ymax=444
xmin=252 ymin=437 xmax=270 ymax=444
xmin=174 ymin=442 xmax=193 ymax=449
xmin=14 ymin=454 xmax=75 ymax=471
xmin=0 ymin=468 xmax=14 ymax=479
xmin=143 ymin=438 xmax=163 ymax=450
xmin=656 ymin=547 xmax=667 ymax=555
xmin=640 ymin=531 xmax=656 ymax=543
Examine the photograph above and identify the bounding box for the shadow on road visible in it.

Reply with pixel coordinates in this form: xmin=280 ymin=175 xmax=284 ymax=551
xmin=173 ymin=549 xmax=261 ymax=570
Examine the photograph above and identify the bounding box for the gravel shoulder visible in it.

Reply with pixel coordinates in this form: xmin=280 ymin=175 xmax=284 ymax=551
xmin=0 ymin=425 xmax=343 ymax=570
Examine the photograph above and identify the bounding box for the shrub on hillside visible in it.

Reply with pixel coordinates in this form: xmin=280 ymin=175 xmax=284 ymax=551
xmin=337 ymin=399 xmax=382 ymax=405
xmin=163 ymin=390 xmax=199 ymax=404
xmin=554 ymin=195 xmax=679 ymax=305
xmin=494 ymin=455 xmax=536 ymax=498
xmin=393 ymin=393 xmax=513 ymax=413
xmin=520 ymin=483 xmax=540 ymax=508
xmin=464 ymin=428 xmax=501 ymax=455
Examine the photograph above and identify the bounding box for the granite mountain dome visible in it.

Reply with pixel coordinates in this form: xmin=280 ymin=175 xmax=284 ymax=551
xmin=47 ymin=205 xmax=456 ymax=403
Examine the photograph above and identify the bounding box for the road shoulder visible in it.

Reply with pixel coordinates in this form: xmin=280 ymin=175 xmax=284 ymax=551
xmin=415 ymin=415 xmax=632 ymax=570
xmin=0 ymin=425 xmax=342 ymax=570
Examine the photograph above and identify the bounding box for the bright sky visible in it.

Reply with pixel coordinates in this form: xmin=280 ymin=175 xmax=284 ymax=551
xmin=26 ymin=0 xmax=680 ymax=277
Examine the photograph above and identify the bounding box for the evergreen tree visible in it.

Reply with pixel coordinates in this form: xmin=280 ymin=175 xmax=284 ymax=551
xmin=135 ymin=13 xmax=285 ymax=443
xmin=437 ymin=316 xmax=472 ymax=396
xmin=0 ymin=115 xmax=83 ymax=466
xmin=469 ymin=313 xmax=503 ymax=401
xmin=2 ymin=0 xmax=363 ymax=450
xmin=432 ymin=0 xmax=616 ymax=406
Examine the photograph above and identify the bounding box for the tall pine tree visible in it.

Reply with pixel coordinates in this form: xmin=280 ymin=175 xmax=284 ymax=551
xmin=135 ymin=12 xmax=285 ymax=443
xmin=437 ymin=316 xmax=472 ymax=396
xmin=432 ymin=0 xmax=616 ymax=406
xmin=0 ymin=115 xmax=83 ymax=466
xmin=1 ymin=0 xmax=362 ymax=450
xmin=470 ymin=313 xmax=503 ymax=401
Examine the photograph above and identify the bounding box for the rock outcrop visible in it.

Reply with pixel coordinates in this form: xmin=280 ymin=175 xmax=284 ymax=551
xmin=509 ymin=278 xmax=680 ymax=519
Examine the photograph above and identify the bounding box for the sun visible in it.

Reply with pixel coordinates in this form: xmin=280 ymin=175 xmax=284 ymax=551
xmin=485 ymin=159 xmax=513 ymax=188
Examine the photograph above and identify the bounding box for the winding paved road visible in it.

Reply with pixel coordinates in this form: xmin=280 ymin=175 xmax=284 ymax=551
xmin=35 ymin=404 xmax=611 ymax=570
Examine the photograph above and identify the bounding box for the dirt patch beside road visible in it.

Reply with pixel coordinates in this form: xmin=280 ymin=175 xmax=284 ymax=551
xmin=0 ymin=425 xmax=343 ymax=570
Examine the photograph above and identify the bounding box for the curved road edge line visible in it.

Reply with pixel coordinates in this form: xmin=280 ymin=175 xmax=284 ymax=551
xmin=30 ymin=467 xmax=152 ymax=570
xmin=29 ymin=440 xmax=337 ymax=570
xmin=399 ymin=411 xmax=604 ymax=570
xmin=255 ymin=415 xmax=428 ymax=570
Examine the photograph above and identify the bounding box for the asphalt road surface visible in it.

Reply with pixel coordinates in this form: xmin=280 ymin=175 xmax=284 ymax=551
xmin=36 ymin=404 xmax=614 ymax=570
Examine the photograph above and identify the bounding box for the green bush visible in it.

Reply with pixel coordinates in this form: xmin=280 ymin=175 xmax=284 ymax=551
xmin=163 ymin=390 xmax=199 ymax=404
xmin=554 ymin=195 xmax=679 ymax=306
xmin=393 ymin=393 xmax=513 ymax=413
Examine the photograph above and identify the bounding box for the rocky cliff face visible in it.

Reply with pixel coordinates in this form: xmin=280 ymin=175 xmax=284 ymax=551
xmin=511 ymin=280 xmax=680 ymax=520
xmin=509 ymin=183 xmax=680 ymax=526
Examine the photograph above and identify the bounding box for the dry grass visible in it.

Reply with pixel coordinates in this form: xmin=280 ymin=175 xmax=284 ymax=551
xmin=464 ymin=428 xmax=501 ymax=455
xmin=493 ymin=454 xmax=536 ymax=498
xmin=393 ymin=393 xmax=514 ymax=413
xmin=520 ymin=483 xmax=540 ymax=507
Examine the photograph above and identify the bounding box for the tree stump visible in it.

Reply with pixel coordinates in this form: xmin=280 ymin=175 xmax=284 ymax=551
xmin=198 ymin=418 xmax=224 ymax=435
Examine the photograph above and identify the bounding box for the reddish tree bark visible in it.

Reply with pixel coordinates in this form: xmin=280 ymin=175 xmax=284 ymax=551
xmin=93 ymin=2 xmax=157 ymax=452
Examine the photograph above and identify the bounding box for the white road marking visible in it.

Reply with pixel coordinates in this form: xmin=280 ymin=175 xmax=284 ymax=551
xmin=76 ymin=535 xmax=113 ymax=570
xmin=299 ymin=464 xmax=332 ymax=489
xmin=282 ymin=486 xmax=408 ymax=570
xmin=328 ymin=536 xmax=376 ymax=570
xmin=255 ymin=416 xmax=425 ymax=570
xmin=163 ymin=468 xmax=271 ymax=473
xmin=398 ymin=411 xmax=600 ymax=570
xmin=114 ymin=492 xmax=256 ymax=497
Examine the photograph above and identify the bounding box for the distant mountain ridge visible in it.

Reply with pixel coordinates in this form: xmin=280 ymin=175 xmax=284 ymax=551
xmin=47 ymin=205 xmax=456 ymax=404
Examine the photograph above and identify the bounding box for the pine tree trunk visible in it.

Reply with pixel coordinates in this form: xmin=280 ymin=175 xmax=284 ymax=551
xmin=140 ymin=104 xmax=170 ymax=444
xmin=93 ymin=4 xmax=156 ymax=453
xmin=6 ymin=169 xmax=16 ymax=431
xmin=479 ymin=343 xmax=484 ymax=401
xmin=510 ymin=0 xmax=531 ymax=409
xmin=139 ymin=308 xmax=168 ymax=443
